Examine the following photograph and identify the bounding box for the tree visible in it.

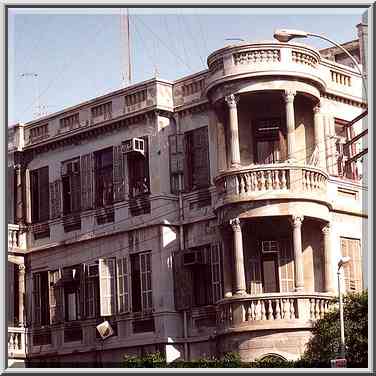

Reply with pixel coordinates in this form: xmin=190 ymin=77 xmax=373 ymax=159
xmin=302 ymin=290 xmax=368 ymax=367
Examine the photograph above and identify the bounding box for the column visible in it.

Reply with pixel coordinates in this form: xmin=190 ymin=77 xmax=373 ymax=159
xmin=18 ymin=264 xmax=26 ymax=326
xmin=291 ymin=215 xmax=304 ymax=291
xmin=284 ymin=90 xmax=297 ymax=162
xmin=313 ymin=104 xmax=326 ymax=169
xmin=15 ymin=164 xmax=24 ymax=224
xmin=230 ymin=218 xmax=246 ymax=295
xmin=322 ymin=223 xmax=335 ymax=293
xmin=225 ymin=94 xmax=241 ymax=167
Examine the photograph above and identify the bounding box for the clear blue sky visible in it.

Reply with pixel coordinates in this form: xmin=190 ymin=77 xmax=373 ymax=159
xmin=8 ymin=7 xmax=367 ymax=126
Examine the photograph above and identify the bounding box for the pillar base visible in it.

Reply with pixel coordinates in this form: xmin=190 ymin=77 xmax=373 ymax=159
xmin=234 ymin=290 xmax=248 ymax=296
xmin=224 ymin=292 xmax=233 ymax=298
xmin=230 ymin=163 xmax=241 ymax=169
xmin=294 ymin=287 xmax=304 ymax=292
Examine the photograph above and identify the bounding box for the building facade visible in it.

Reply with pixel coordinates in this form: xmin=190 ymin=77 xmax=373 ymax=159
xmin=7 ymin=36 xmax=367 ymax=367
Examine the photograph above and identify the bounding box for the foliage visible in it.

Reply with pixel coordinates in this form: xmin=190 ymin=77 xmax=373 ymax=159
xmin=302 ymin=290 xmax=368 ymax=368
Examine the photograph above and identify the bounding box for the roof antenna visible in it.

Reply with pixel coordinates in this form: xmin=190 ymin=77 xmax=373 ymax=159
xmin=120 ymin=8 xmax=132 ymax=88
xmin=225 ymin=38 xmax=245 ymax=43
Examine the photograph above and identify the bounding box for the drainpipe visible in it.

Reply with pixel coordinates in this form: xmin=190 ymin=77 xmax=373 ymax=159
xmin=174 ymin=113 xmax=189 ymax=361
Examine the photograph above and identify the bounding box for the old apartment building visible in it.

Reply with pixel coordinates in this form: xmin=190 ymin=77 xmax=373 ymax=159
xmin=7 ymin=28 xmax=367 ymax=366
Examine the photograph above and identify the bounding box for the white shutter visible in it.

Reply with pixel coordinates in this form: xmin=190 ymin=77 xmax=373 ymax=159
xmin=211 ymin=243 xmax=223 ymax=303
xmin=279 ymin=238 xmax=294 ymax=292
xmin=48 ymin=270 xmax=60 ymax=324
xmin=99 ymin=258 xmax=116 ymax=316
xmin=140 ymin=253 xmax=152 ymax=312
xmin=117 ymin=257 xmax=130 ymax=313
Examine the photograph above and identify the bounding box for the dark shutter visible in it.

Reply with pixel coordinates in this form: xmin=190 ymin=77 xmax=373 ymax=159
xmin=49 ymin=180 xmax=61 ymax=219
xmin=113 ymin=145 xmax=126 ymax=202
xmin=169 ymin=134 xmax=184 ymax=194
xmin=30 ymin=170 xmax=39 ymax=223
xmin=191 ymin=127 xmax=210 ymax=189
xmin=39 ymin=167 xmax=50 ymax=221
xmin=71 ymin=169 xmax=81 ymax=212
xmin=278 ymin=130 xmax=287 ymax=162
xmin=172 ymin=251 xmax=193 ymax=310
xmin=79 ymin=264 xmax=86 ymax=320
xmin=80 ymin=153 xmax=94 ymax=210
xmin=183 ymin=134 xmax=192 ymax=192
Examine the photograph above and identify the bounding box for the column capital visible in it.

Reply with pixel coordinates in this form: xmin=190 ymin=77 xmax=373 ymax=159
xmin=18 ymin=264 xmax=26 ymax=273
xmin=225 ymin=94 xmax=239 ymax=109
xmin=313 ymin=103 xmax=322 ymax=114
xmin=230 ymin=217 xmax=242 ymax=232
xmin=322 ymin=223 xmax=331 ymax=235
xmin=290 ymin=215 xmax=304 ymax=228
xmin=283 ymin=89 xmax=296 ymax=104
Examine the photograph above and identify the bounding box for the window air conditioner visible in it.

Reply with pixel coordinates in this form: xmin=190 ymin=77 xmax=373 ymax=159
xmin=88 ymin=264 xmax=99 ymax=277
xmin=183 ymin=250 xmax=206 ymax=266
xmin=62 ymin=267 xmax=80 ymax=282
xmin=121 ymin=138 xmax=145 ymax=155
xmin=96 ymin=320 xmax=114 ymax=340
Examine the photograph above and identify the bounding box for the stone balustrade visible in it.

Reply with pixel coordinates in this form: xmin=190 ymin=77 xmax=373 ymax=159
xmin=214 ymin=163 xmax=328 ymax=208
xmin=216 ymin=293 xmax=334 ymax=333
xmin=8 ymin=327 xmax=26 ymax=359
xmin=8 ymin=224 xmax=20 ymax=250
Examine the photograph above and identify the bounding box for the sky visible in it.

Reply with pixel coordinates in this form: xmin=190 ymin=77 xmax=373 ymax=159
xmin=7 ymin=7 xmax=367 ymax=126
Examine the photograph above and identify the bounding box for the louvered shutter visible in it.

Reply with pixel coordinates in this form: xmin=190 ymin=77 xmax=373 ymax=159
xmin=99 ymin=258 xmax=116 ymax=316
xmin=39 ymin=166 xmax=50 ymax=221
xmin=278 ymin=130 xmax=287 ymax=162
xmin=32 ymin=273 xmax=41 ymax=325
xmin=211 ymin=243 xmax=223 ymax=304
xmin=169 ymin=134 xmax=184 ymax=194
xmin=49 ymin=270 xmax=63 ymax=324
xmin=183 ymin=134 xmax=192 ymax=192
xmin=192 ymin=127 xmax=210 ymax=189
xmin=71 ymin=170 xmax=81 ymax=212
xmin=140 ymin=253 xmax=153 ymax=312
xmin=341 ymin=238 xmax=362 ymax=292
xmin=113 ymin=145 xmax=126 ymax=202
xmin=117 ymin=257 xmax=130 ymax=313
xmin=279 ymin=238 xmax=294 ymax=292
xmin=249 ymin=257 xmax=263 ymax=295
xmin=172 ymin=251 xmax=193 ymax=310
xmin=49 ymin=180 xmax=61 ymax=219
xmin=80 ymin=153 xmax=94 ymax=210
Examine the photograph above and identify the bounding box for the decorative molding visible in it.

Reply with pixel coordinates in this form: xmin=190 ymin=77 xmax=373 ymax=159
xmin=225 ymin=94 xmax=239 ymax=109
xmin=283 ymin=90 xmax=296 ymax=104
xmin=229 ymin=217 xmax=241 ymax=232
xmin=322 ymin=223 xmax=331 ymax=235
xmin=291 ymin=50 xmax=318 ymax=68
xmin=291 ymin=215 xmax=304 ymax=228
xmin=233 ymin=49 xmax=280 ymax=65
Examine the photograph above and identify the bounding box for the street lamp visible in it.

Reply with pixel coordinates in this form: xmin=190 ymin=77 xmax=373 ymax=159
xmin=337 ymin=256 xmax=351 ymax=360
xmin=273 ymin=29 xmax=367 ymax=101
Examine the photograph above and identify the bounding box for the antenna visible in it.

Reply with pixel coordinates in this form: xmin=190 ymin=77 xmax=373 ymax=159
xmin=225 ymin=38 xmax=245 ymax=43
xmin=20 ymin=72 xmax=43 ymax=119
xmin=120 ymin=8 xmax=132 ymax=88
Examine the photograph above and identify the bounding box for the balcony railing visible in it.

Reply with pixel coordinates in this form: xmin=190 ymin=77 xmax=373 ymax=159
xmin=216 ymin=293 xmax=335 ymax=333
xmin=214 ymin=163 xmax=329 ymax=209
xmin=8 ymin=327 xmax=26 ymax=359
xmin=8 ymin=224 xmax=20 ymax=250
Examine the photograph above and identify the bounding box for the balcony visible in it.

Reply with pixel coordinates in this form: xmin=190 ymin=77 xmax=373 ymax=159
xmin=8 ymin=327 xmax=26 ymax=359
xmin=8 ymin=224 xmax=20 ymax=250
xmin=216 ymin=293 xmax=334 ymax=334
xmin=214 ymin=163 xmax=330 ymax=214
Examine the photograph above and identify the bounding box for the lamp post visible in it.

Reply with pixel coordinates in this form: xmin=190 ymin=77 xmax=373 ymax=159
xmin=273 ymin=29 xmax=367 ymax=102
xmin=337 ymin=256 xmax=351 ymax=360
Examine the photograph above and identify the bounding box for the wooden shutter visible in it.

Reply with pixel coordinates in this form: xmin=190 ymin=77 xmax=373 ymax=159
xmin=85 ymin=266 xmax=96 ymax=319
xmin=99 ymin=258 xmax=116 ymax=316
xmin=78 ymin=264 xmax=86 ymax=320
xmin=279 ymin=130 xmax=287 ymax=162
xmin=279 ymin=238 xmax=294 ymax=292
xmin=140 ymin=252 xmax=152 ymax=312
xmin=341 ymin=238 xmax=362 ymax=292
xmin=172 ymin=251 xmax=193 ymax=310
xmin=32 ymin=273 xmax=41 ymax=325
xmin=169 ymin=134 xmax=184 ymax=194
xmin=49 ymin=179 xmax=61 ymax=219
xmin=117 ymin=257 xmax=130 ymax=313
xmin=49 ymin=270 xmax=63 ymax=324
xmin=249 ymin=254 xmax=263 ymax=295
xmin=113 ymin=145 xmax=126 ymax=202
xmin=191 ymin=127 xmax=210 ymax=189
xmin=71 ymin=170 xmax=81 ymax=212
xmin=211 ymin=243 xmax=223 ymax=303
xmin=80 ymin=153 xmax=94 ymax=210
xmin=39 ymin=166 xmax=50 ymax=221
xmin=183 ymin=133 xmax=193 ymax=192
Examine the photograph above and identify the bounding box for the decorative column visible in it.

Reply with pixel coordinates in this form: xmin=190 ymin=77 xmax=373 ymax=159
xmin=291 ymin=215 xmax=304 ymax=291
xmin=322 ymin=223 xmax=335 ymax=293
xmin=284 ymin=90 xmax=297 ymax=162
xmin=230 ymin=218 xmax=246 ymax=295
xmin=15 ymin=164 xmax=24 ymax=224
xmin=313 ymin=103 xmax=326 ymax=169
xmin=225 ymin=94 xmax=241 ymax=167
xmin=18 ymin=264 xmax=26 ymax=326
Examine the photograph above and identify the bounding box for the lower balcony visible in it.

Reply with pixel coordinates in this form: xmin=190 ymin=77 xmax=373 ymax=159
xmin=8 ymin=327 xmax=26 ymax=359
xmin=214 ymin=163 xmax=329 ymax=211
xmin=216 ymin=293 xmax=335 ymax=334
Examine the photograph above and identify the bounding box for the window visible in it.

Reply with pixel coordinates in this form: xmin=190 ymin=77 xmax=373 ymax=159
xmin=60 ymin=113 xmax=79 ymax=130
xmin=86 ymin=264 xmax=100 ymax=319
xmin=99 ymin=258 xmax=117 ymax=316
xmin=30 ymin=124 xmax=49 ymax=141
xmin=62 ymin=266 xmax=82 ymax=321
xmin=91 ymin=102 xmax=112 ymax=119
xmin=49 ymin=270 xmax=64 ymax=324
xmin=255 ymin=118 xmax=286 ymax=164
xmin=210 ymin=244 xmax=223 ymax=304
xmin=30 ymin=166 xmax=50 ymax=223
xmin=127 ymin=137 xmax=150 ymax=198
xmin=124 ymin=90 xmax=146 ymax=107
xmin=184 ymin=127 xmax=210 ymax=191
xmin=131 ymin=252 xmax=152 ymax=313
xmin=62 ymin=159 xmax=81 ymax=215
xmin=340 ymin=237 xmax=362 ymax=292
xmin=32 ymin=272 xmax=50 ymax=326
xmin=95 ymin=148 xmax=113 ymax=207
xmin=117 ymin=258 xmax=130 ymax=314
xmin=169 ymin=134 xmax=184 ymax=194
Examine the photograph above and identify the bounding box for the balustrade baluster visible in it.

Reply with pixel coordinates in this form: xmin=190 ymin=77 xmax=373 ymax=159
xmin=284 ymin=299 xmax=291 ymax=319
xmin=275 ymin=299 xmax=281 ymax=319
xmin=9 ymin=334 xmax=14 ymax=350
xmin=246 ymin=306 xmax=252 ymax=321
xmin=245 ymin=173 xmax=250 ymax=192
xmin=320 ymin=300 xmax=325 ymax=318
xmin=259 ymin=172 xmax=265 ymax=191
xmin=315 ymin=299 xmax=320 ymax=319
xmin=267 ymin=171 xmax=272 ymax=190
xmin=267 ymin=300 xmax=274 ymax=320
xmin=250 ymin=301 xmax=256 ymax=320
xmin=290 ymin=299 xmax=296 ymax=319
xmin=239 ymin=175 xmax=244 ymax=194
xmin=281 ymin=170 xmax=287 ymax=189
xmin=250 ymin=172 xmax=256 ymax=191
xmin=255 ymin=300 xmax=261 ymax=320
xmin=302 ymin=170 xmax=307 ymax=189
xmin=14 ymin=334 xmax=19 ymax=350
xmin=261 ymin=300 xmax=266 ymax=320
xmin=273 ymin=170 xmax=279 ymax=189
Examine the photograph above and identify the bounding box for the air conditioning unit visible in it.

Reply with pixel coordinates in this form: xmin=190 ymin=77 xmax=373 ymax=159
xmin=183 ymin=250 xmax=206 ymax=266
xmin=88 ymin=264 xmax=99 ymax=277
xmin=62 ymin=267 xmax=80 ymax=282
xmin=96 ymin=320 xmax=114 ymax=340
xmin=121 ymin=138 xmax=145 ymax=155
